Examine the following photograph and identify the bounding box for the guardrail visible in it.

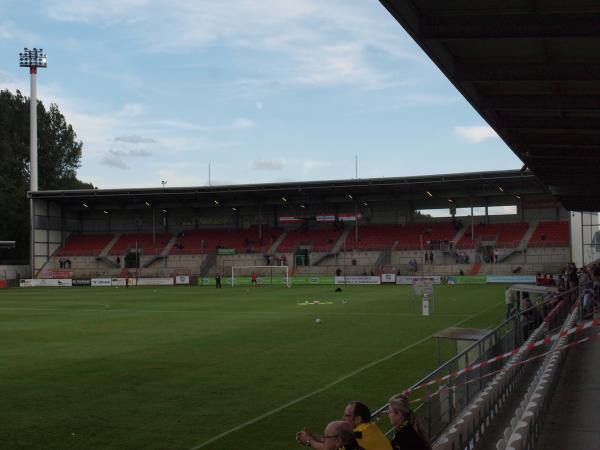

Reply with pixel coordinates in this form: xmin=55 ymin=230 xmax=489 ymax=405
xmin=370 ymin=285 xmax=580 ymax=448
xmin=499 ymin=302 xmax=580 ymax=450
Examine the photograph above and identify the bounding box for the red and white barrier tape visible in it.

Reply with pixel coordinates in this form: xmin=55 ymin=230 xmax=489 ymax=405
xmin=402 ymin=316 xmax=600 ymax=397
xmin=406 ymin=330 xmax=600 ymax=404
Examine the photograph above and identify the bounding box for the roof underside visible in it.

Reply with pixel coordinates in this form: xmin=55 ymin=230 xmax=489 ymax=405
xmin=30 ymin=170 xmax=549 ymax=209
xmin=380 ymin=0 xmax=600 ymax=211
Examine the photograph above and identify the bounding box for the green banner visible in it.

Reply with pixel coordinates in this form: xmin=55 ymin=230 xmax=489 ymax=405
xmin=448 ymin=275 xmax=487 ymax=285
xmin=216 ymin=248 xmax=236 ymax=255
xmin=290 ymin=276 xmax=335 ymax=285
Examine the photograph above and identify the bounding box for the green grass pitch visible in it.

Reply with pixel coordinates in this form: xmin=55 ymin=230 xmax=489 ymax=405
xmin=0 ymin=284 xmax=506 ymax=449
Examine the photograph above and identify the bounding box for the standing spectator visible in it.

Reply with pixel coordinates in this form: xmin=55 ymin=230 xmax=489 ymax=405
xmin=387 ymin=394 xmax=431 ymax=450
xmin=116 ymin=256 xmax=121 ymax=267
xmin=424 ymin=252 xmax=429 ymax=265
xmin=428 ymin=251 xmax=434 ymax=265
xmin=215 ymin=272 xmax=222 ymax=289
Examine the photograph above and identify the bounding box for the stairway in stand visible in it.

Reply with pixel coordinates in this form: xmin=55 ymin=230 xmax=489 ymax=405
xmin=469 ymin=262 xmax=482 ymax=275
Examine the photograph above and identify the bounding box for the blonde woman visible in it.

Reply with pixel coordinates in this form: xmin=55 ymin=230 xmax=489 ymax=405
xmin=387 ymin=394 xmax=430 ymax=450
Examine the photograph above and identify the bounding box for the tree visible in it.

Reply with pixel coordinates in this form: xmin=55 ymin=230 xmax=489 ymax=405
xmin=0 ymin=89 xmax=93 ymax=262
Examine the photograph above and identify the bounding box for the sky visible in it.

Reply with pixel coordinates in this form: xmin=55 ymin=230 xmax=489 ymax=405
xmin=0 ymin=0 xmax=522 ymax=189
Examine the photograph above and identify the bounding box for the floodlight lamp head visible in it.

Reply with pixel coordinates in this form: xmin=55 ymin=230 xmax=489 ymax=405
xmin=19 ymin=47 xmax=47 ymax=68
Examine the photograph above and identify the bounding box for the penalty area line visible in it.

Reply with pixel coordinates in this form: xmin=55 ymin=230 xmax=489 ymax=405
xmin=188 ymin=300 xmax=503 ymax=449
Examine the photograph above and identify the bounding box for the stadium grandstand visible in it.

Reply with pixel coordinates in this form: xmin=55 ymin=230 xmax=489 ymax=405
xmin=28 ymin=169 xmax=571 ymax=281
xmin=6 ymin=1 xmax=600 ymax=449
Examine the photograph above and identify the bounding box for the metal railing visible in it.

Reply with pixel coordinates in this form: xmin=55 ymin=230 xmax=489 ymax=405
xmin=371 ymin=285 xmax=580 ymax=445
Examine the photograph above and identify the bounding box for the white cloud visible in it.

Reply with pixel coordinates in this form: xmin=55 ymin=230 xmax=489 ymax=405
xmin=0 ymin=20 xmax=39 ymax=41
xmin=229 ymin=118 xmax=253 ymax=129
xmin=114 ymin=135 xmax=157 ymax=144
xmin=301 ymin=159 xmax=331 ymax=173
xmin=253 ymin=159 xmax=284 ymax=171
xmin=101 ymin=153 xmax=130 ymax=169
xmin=454 ymin=126 xmax=498 ymax=143
xmin=42 ymin=0 xmax=418 ymax=90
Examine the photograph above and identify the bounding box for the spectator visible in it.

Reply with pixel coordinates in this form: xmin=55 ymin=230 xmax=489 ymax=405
xmin=342 ymin=401 xmax=392 ymax=450
xmin=296 ymin=420 xmax=360 ymax=450
xmin=582 ymin=289 xmax=594 ymax=319
xmin=520 ymin=297 xmax=542 ymax=340
xmin=387 ymin=394 xmax=431 ymax=450
xmin=424 ymin=252 xmax=429 ymax=265
xmin=428 ymin=251 xmax=434 ymax=265
xmin=116 ymin=256 xmax=121 ymax=266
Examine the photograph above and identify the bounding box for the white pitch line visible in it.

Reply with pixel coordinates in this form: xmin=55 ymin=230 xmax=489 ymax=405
xmin=188 ymin=300 xmax=503 ymax=450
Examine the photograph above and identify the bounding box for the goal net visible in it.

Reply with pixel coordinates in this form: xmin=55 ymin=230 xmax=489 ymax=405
xmin=230 ymin=265 xmax=290 ymax=287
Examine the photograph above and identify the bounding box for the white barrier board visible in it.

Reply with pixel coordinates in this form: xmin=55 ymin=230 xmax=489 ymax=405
xmin=175 ymin=276 xmax=190 ymax=285
xmin=335 ymin=276 xmax=381 ymax=285
xmin=137 ymin=278 xmax=174 ymax=286
xmin=20 ymin=278 xmax=72 ymax=287
xmin=381 ymin=274 xmax=397 ymax=283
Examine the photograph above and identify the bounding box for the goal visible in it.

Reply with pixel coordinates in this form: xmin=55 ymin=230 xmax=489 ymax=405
xmin=230 ymin=265 xmax=290 ymax=287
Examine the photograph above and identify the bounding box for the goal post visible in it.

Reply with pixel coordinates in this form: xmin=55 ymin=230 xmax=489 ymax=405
xmin=230 ymin=265 xmax=290 ymax=287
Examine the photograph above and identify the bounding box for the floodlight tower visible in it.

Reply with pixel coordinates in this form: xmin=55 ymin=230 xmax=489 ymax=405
xmin=19 ymin=47 xmax=47 ymax=192
xmin=20 ymin=48 xmax=47 ymax=278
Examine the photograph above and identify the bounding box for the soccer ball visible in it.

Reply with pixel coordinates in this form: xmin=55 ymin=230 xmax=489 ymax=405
xmin=315 ymin=318 xmax=321 ymax=324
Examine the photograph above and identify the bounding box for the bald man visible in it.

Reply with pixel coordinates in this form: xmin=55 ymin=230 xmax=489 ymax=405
xmin=297 ymin=420 xmax=363 ymax=450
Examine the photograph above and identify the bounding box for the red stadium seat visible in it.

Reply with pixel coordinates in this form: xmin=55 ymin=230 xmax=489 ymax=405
xmin=276 ymin=228 xmax=343 ymax=253
xmin=57 ymin=234 xmax=114 ymax=256
xmin=528 ymin=221 xmax=569 ymax=247
xmin=108 ymin=233 xmax=172 ymax=256
xmin=457 ymin=223 xmax=529 ymax=249
xmin=169 ymin=227 xmax=283 ymax=254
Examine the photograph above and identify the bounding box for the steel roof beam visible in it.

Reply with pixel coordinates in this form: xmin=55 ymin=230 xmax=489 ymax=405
xmin=421 ymin=14 xmax=600 ymax=39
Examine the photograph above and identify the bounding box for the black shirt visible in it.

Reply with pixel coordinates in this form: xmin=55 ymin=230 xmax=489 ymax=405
xmin=390 ymin=424 xmax=429 ymax=450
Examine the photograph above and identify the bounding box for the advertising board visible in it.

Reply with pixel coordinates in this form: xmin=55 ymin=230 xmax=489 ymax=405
xmin=334 ymin=276 xmax=381 ymax=285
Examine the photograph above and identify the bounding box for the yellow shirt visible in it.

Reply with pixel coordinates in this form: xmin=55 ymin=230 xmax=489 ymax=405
xmin=354 ymin=422 xmax=393 ymax=450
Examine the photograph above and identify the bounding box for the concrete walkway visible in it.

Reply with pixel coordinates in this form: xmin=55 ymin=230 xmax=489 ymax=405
xmin=536 ymin=325 xmax=600 ymax=450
